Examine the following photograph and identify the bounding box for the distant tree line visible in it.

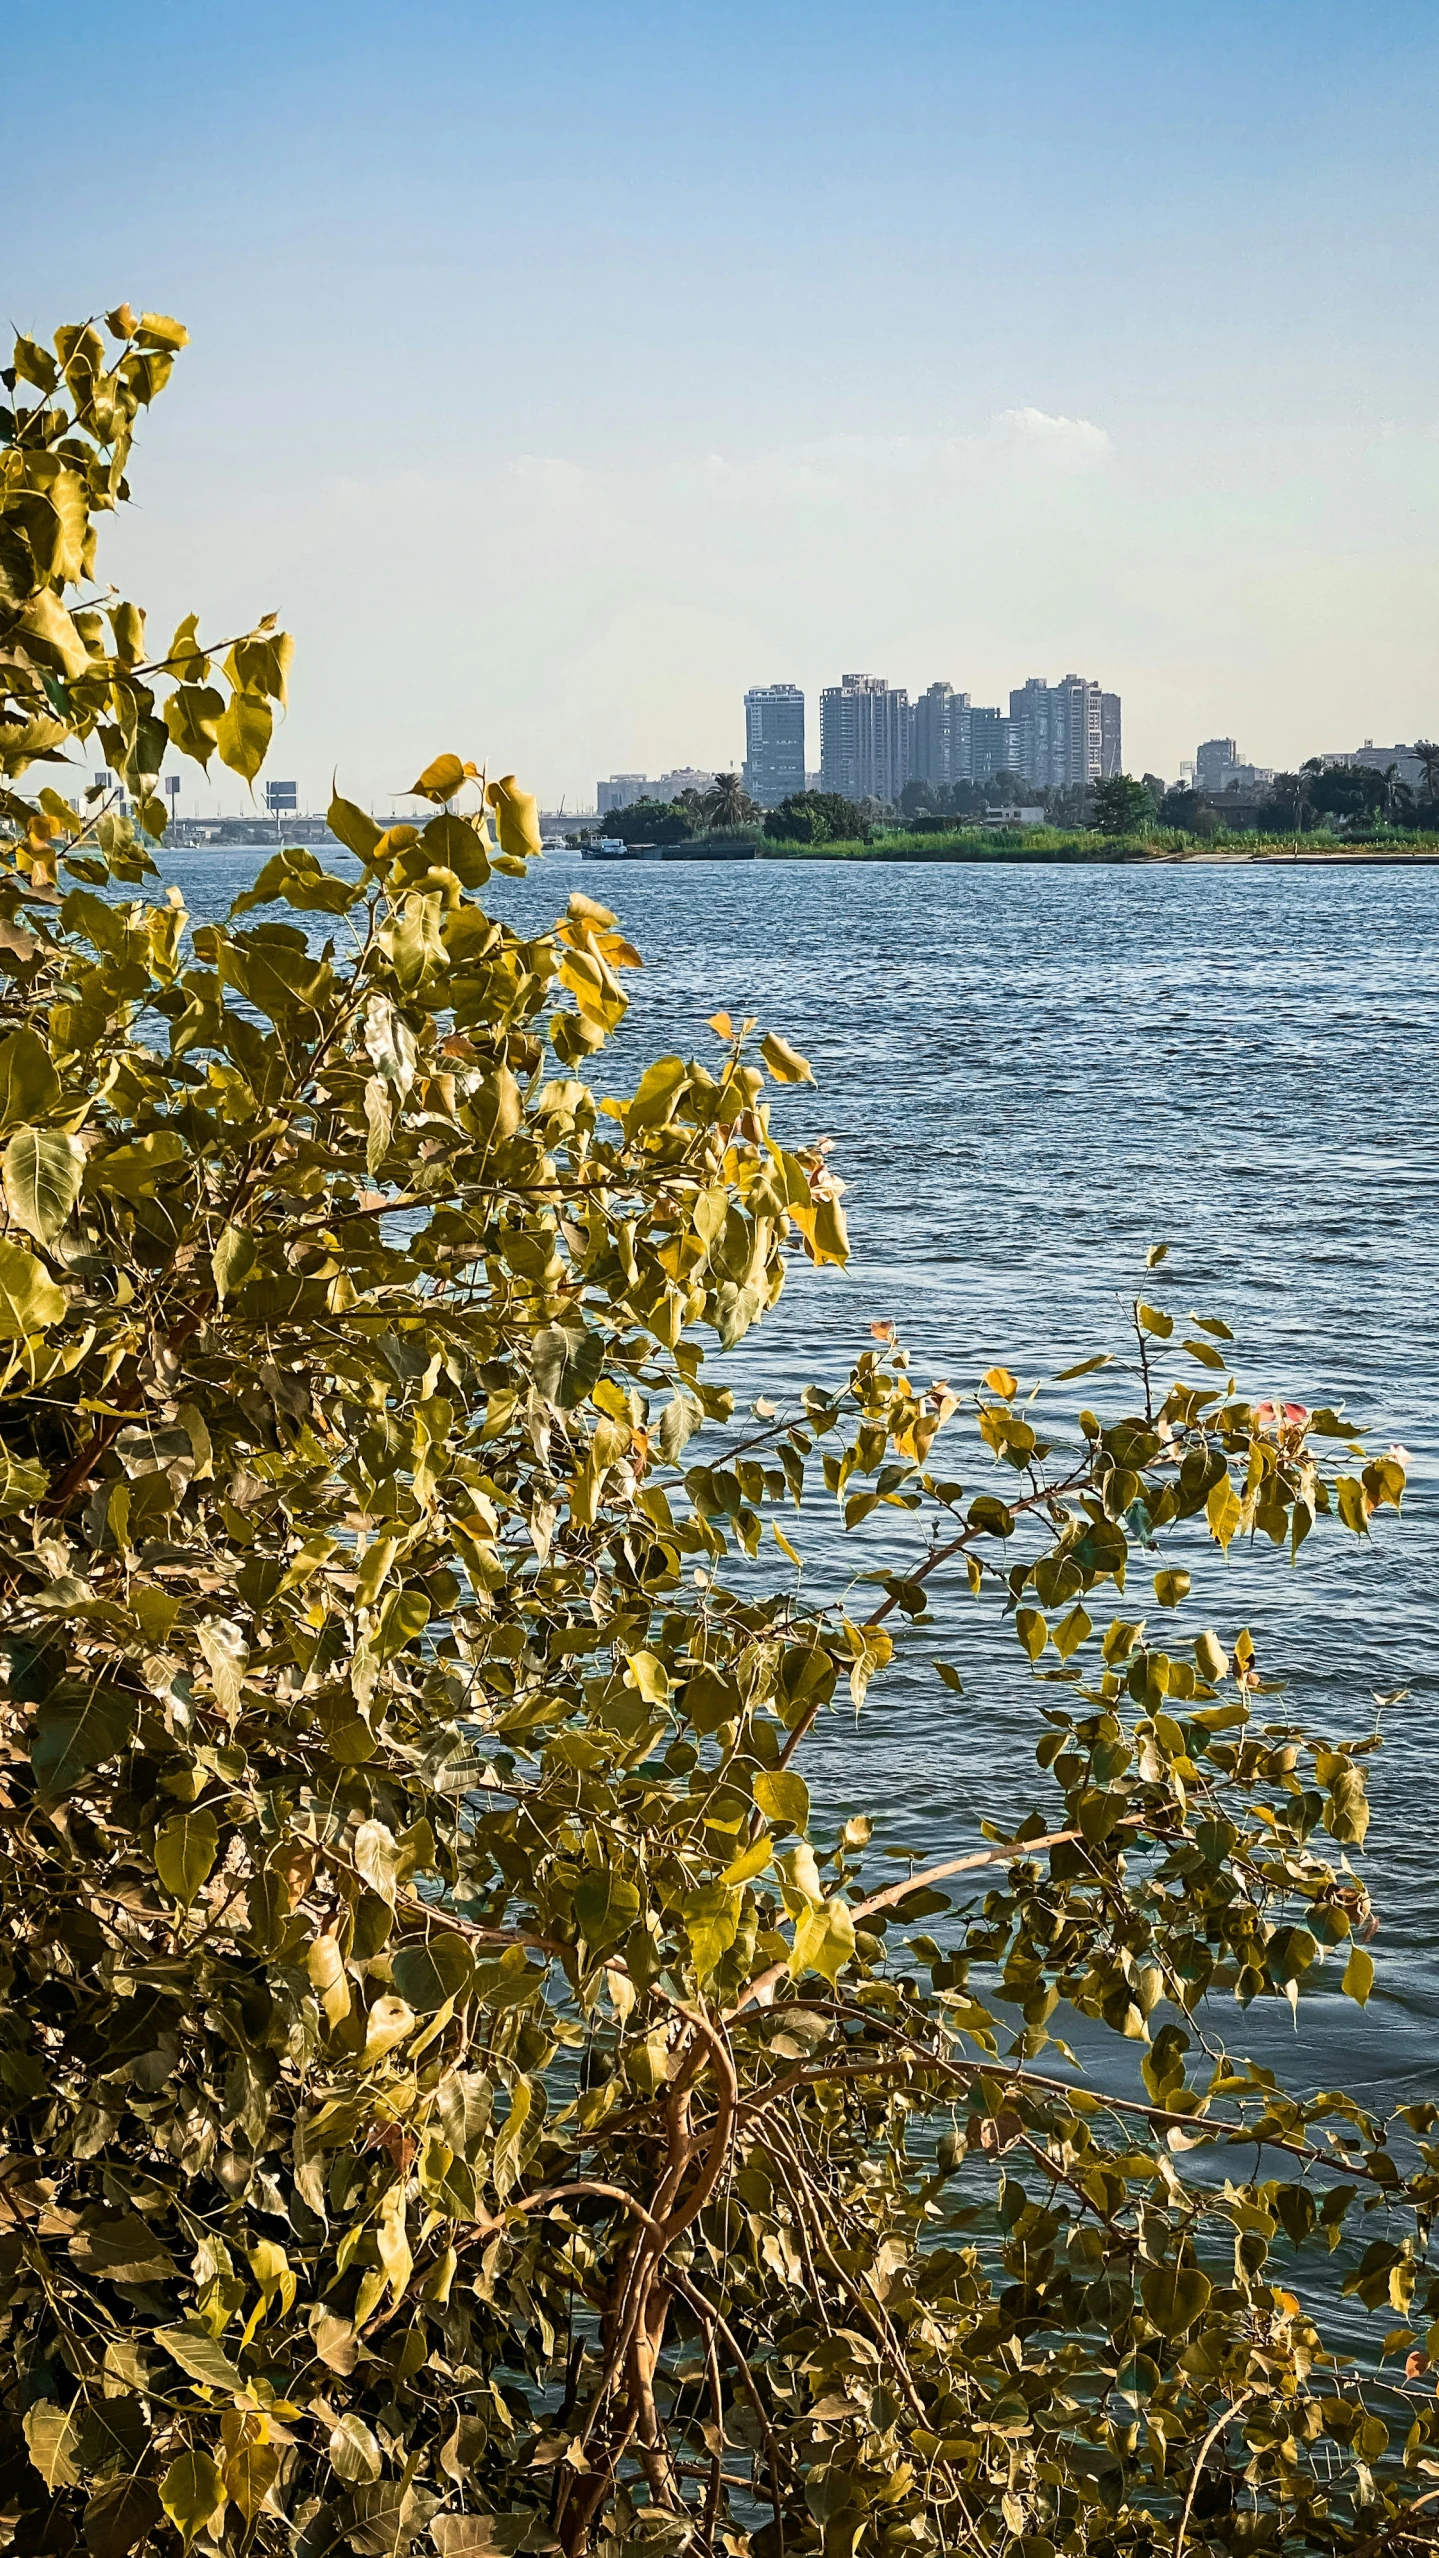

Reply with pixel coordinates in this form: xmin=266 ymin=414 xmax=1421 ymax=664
xmin=578 ymin=747 xmax=1439 ymax=848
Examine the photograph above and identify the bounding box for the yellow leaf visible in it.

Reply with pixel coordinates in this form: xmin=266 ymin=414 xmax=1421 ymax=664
xmin=753 ymin=1769 xmax=809 ymax=1830
xmin=789 ymin=1896 xmax=856 ymax=1986
xmin=1343 ymin=1944 xmax=1374 ymax=2004
xmin=721 ymin=1836 xmax=773 ymax=1887
xmin=760 ymin=1031 xmax=814 ymax=1084
xmin=486 ymin=772 xmax=542 ymax=860
xmin=411 ymin=754 xmax=477 ymax=803
xmin=1206 ymin=1474 xmax=1243 ymax=1552
xmin=137 ymin=312 xmax=190 ymax=349
xmin=215 ymin=691 xmax=273 ymax=783
xmin=772 ymin=1520 xmax=803 ymax=1569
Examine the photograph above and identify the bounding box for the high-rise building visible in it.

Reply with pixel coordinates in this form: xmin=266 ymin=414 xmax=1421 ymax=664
xmin=968 ymin=707 xmax=1006 ymax=783
xmin=819 ymin=673 xmax=911 ymax=805
xmin=743 ymin=685 xmax=806 ymax=808
xmin=1195 ymin=739 xmax=1238 ymax=794
xmin=597 ymin=774 xmax=649 ymax=816
xmin=912 ymin=683 xmax=972 ymax=789
xmin=1100 ymin=693 xmax=1122 ymax=778
xmin=1006 ymin=675 xmax=1109 ymax=789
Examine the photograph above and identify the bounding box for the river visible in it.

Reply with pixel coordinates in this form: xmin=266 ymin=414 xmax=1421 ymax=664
xmin=170 ymin=847 xmax=1438 ymax=2121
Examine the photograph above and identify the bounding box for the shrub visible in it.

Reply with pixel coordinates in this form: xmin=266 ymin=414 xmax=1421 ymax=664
xmin=0 ymin=308 xmax=1426 ymax=2558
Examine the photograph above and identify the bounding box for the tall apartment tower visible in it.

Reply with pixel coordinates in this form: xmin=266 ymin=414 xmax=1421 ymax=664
xmin=968 ymin=707 xmax=1005 ymax=784
xmin=819 ymin=673 xmax=911 ymax=805
xmin=912 ymin=683 xmax=973 ymax=788
xmin=1100 ymin=693 xmax=1122 ymax=778
xmin=743 ymin=684 xmax=806 ymax=808
xmin=1006 ymin=675 xmax=1110 ymax=789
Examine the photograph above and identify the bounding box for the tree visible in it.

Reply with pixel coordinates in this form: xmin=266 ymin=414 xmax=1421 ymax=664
xmin=701 ymin=772 xmax=757 ymax=831
xmin=1158 ymin=786 xmax=1203 ymax=830
xmin=898 ymin=780 xmax=938 ymax=819
xmin=1410 ymin=738 xmax=1439 ymax=806
xmin=0 ymin=307 xmax=1430 ymax=2558
xmin=1090 ymin=773 xmax=1155 ymax=836
xmin=598 ymin=796 xmax=694 ymax=847
xmin=762 ymin=791 xmax=860 ymax=845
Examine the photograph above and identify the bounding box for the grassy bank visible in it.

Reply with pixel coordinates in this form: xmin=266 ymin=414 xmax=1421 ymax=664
xmin=762 ymin=823 xmax=1439 ymax=862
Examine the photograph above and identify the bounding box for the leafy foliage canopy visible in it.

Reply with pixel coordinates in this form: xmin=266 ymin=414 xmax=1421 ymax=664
xmin=0 ymin=311 xmax=1431 ymax=2558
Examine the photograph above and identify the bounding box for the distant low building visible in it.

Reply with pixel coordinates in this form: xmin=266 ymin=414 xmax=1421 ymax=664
xmin=597 ymin=774 xmax=649 ymax=816
xmin=1326 ymin=741 xmax=1428 ymax=793
xmin=653 ymin=766 xmax=717 ymax=800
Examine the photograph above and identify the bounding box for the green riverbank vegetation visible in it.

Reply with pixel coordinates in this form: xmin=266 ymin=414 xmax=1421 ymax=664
xmin=0 ymin=307 xmax=1430 ymax=2558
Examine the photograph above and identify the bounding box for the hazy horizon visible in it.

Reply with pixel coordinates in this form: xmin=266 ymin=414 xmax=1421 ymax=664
xmin=7 ymin=0 xmax=1438 ymax=812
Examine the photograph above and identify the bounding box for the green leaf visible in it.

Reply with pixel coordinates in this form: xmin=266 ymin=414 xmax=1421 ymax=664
xmin=375 ymin=1586 xmax=431 ymax=1658
xmin=85 ymin=2478 xmax=163 ymax=2558
xmin=32 ymin=1684 xmax=134 ymax=1796
xmin=161 ymin=2451 xmax=227 ymax=2543
xmin=753 ymin=1769 xmax=809 ymax=1831
xmin=533 ymin=1321 xmax=604 ymax=1411
xmin=90 ymin=1129 xmax=187 ymax=1197
xmin=1015 ymin=1606 xmax=1048 ymax=1661
xmin=153 ymin=1808 xmax=220 ymax=1905
xmin=1139 ymin=2263 xmax=1212 ymax=2334
xmin=328 ymin=792 xmax=385 ymax=862
xmin=0 ymin=1234 xmax=66 ymax=1337
xmin=212 ymin=1224 xmax=258 ymax=1302
xmin=626 ymin=1055 xmax=689 ymax=1131
xmin=573 ymin=1870 xmax=641 ymax=1948
xmin=154 ymin=2325 xmax=249 ymax=2393
xmin=72 ymin=2215 xmax=180 ymax=2283
xmin=329 ymin=2415 xmax=383 ymax=2484
xmin=24 ymin=2402 xmax=81 ymax=2490
xmin=1182 ymin=1337 xmax=1229 ymax=1371
xmin=0 ymin=1447 xmax=49 ymax=1515
xmin=391 ymin=1934 xmax=476 ymax=2014
xmin=3 ymin=1126 xmax=83 ymax=1242
xmin=431 ymin=2522 xmax=512 ymax=2558
xmin=658 ymin=1391 xmax=703 ymax=1464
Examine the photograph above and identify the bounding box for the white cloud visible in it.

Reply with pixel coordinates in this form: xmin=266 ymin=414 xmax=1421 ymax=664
xmin=987 ymin=406 xmax=1112 ymax=467
xmin=696 ymin=410 xmax=1112 ymax=499
xmin=509 ymin=454 xmax=587 ymax=490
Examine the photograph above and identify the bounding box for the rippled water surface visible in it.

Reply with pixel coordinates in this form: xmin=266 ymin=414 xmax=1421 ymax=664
xmin=177 ymin=849 xmax=1438 ymax=2110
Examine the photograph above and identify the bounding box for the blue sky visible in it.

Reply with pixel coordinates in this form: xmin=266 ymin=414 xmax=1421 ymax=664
xmin=8 ymin=0 xmax=1438 ymax=807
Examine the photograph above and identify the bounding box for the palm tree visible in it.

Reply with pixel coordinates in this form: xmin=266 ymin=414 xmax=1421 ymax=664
xmin=702 ymin=772 xmax=757 ymax=831
xmin=1409 ymin=739 xmax=1439 ymax=807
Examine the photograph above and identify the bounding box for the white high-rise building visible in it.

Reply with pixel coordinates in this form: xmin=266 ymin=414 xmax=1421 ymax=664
xmin=819 ymin=673 xmax=910 ymax=805
xmin=743 ymin=685 xmax=806 ymax=807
